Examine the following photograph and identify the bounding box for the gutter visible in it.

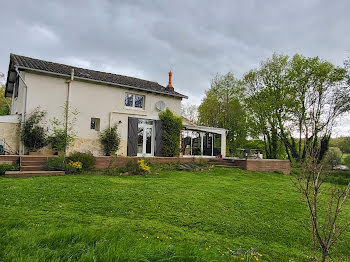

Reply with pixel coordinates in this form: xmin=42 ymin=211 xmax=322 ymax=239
xmin=15 ymin=66 xmax=28 ymax=155
xmin=15 ymin=66 xmax=188 ymax=99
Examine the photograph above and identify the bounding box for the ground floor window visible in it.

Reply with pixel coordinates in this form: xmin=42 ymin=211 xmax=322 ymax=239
xmin=181 ymin=130 xmax=221 ymax=157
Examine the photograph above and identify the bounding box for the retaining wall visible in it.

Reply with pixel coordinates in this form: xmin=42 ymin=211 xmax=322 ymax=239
xmin=94 ymin=156 xmax=205 ymax=169
xmin=235 ymin=159 xmax=290 ymax=175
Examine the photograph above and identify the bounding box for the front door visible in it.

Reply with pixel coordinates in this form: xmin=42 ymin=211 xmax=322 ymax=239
xmin=137 ymin=120 xmax=154 ymax=157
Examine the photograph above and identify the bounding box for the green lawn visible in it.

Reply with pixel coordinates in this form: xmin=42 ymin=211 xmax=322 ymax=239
xmin=0 ymin=168 xmax=349 ymax=262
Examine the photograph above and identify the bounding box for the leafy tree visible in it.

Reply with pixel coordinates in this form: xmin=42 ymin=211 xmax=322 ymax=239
xmin=0 ymin=79 xmax=11 ymax=115
xmin=243 ymin=54 xmax=350 ymax=162
xmin=344 ymin=155 xmax=350 ymax=167
xmin=329 ymin=137 xmax=350 ymax=154
xmin=198 ymin=73 xmax=247 ymax=153
xmin=21 ymin=108 xmax=48 ymax=152
xmin=243 ymin=54 xmax=291 ymax=159
xmin=324 ymin=147 xmax=342 ymax=167
xmin=99 ymin=124 xmax=121 ymax=156
xmin=159 ymin=108 xmax=182 ymax=157
xmin=181 ymin=102 xmax=198 ymax=124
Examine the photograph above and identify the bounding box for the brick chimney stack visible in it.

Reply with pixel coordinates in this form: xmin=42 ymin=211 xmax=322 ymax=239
xmin=167 ymin=71 xmax=174 ymax=91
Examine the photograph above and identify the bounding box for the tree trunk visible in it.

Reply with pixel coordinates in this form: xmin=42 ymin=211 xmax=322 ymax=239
xmin=321 ymin=250 xmax=328 ymax=262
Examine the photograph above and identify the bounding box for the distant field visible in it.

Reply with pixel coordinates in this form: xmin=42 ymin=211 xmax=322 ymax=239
xmin=1 ymin=168 xmax=349 ymax=261
xmin=342 ymin=153 xmax=350 ymax=164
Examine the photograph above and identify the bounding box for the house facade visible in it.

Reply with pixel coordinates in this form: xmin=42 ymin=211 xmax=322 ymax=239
xmin=2 ymin=54 xmax=226 ymax=157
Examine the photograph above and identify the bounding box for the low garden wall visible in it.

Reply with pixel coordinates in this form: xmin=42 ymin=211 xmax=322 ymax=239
xmin=0 ymin=155 xmax=20 ymax=165
xmin=94 ymin=156 xmax=206 ymax=169
xmin=234 ymin=159 xmax=290 ymax=175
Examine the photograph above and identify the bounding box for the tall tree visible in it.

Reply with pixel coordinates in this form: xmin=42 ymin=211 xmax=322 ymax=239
xmin=181 ymin=102 xmax=198 ymax=124
xmin=243 ymin=54 xmax=350 ymax=162
xmin=0 ymin=73 xmax=11 ymax=115
xmin=198 ymin=73 xmax=247 ymax=152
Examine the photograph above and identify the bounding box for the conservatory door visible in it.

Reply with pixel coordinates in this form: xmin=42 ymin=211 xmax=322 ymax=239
xmin=137 ymin=120 xmax=154 ymax=157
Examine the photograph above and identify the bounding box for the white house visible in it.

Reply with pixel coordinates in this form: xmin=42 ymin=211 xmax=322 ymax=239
xmin=2 ymin=54 xmax=227 ymax=157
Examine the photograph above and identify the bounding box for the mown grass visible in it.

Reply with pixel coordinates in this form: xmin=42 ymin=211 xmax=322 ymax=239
xmin=0 ymin=168 xmax=349 ymax=261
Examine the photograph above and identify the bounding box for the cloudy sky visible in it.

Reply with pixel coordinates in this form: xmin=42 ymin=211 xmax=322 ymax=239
xmin=0 ymin=0 xmax=349 ymax=135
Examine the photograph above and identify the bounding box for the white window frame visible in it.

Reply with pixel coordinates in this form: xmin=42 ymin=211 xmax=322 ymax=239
xmin=125 ymin=92 xmax=145 ymax=109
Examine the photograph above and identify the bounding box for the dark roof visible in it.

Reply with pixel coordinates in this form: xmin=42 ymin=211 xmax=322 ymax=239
xmin=5 ymin=54 xmax=187 ymax=98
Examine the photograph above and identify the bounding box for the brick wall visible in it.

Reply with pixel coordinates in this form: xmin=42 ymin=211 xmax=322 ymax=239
xmin=234 ymin=159 xmax=290 ymax=175
xmin=94 ymin=156 xmax=206 ymax=169
xmin=0 ymin=155 xmax=20 ymax=165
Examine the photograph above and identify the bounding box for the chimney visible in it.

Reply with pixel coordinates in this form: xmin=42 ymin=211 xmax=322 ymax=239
xmin=167 ymin=71 xmax=174 ymax=91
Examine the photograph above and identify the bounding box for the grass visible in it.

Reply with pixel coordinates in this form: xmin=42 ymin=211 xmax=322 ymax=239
xmin=0 ymin=168 xmax=349 ymax=261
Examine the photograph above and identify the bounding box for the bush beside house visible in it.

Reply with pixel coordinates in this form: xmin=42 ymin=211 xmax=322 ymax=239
xmin=20 ymin=108 xmax=48 ymax=152
xmin=159 ymin=109 xmax=182 ymax=157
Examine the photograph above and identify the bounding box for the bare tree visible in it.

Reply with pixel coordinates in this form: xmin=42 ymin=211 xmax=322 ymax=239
xmin=294 ymin=151 xmax=350 ymax=262
xmin=181 ymin=102 xmax=198 ymax=124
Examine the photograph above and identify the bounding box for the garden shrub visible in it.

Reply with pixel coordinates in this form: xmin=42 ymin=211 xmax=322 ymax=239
xmin=159 ymin=108 xmax=182 ymax=156
xmin=125 ymin=160 xmax=140 ymax=174
xmin=123 ymin=159 xmax=151 ymax=175
xmin=0 ymin=164 xmax=19 ymax=175
xmin=68 ymin=151 xmax=96 ymax=170
xmin=343 ymin=155 xmax=350 ymax=168
xmin=324 ymin=147 xmax=342 ymax=167
xmin=21 ymin=108 xmax=48 ymax=152
xmin=46 ymin=155 xmax=66 ymax=171
xmin=48 ymin=128 xmax=69 ymax=153
xmin=99 ymin=124 xmax=120 ymax=156
xmin=46 ymin=155 xmax=82 ymax=174
xmin=49 ymin=103 xmax=79 ymax=153
xmin=324 ymin=170 xmax=350 ymax=185
xmin=66 ymin=160 xmax=82 ymax=174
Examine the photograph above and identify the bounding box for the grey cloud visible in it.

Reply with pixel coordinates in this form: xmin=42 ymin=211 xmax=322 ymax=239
xmin=1 ymin=0 xmax=350 ymax=134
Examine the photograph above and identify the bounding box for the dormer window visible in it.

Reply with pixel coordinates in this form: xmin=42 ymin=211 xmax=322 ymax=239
xmin=125 ymin=93 xmax=144 ymax=109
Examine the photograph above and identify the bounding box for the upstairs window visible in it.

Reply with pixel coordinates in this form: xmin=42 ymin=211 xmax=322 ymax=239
xmin=125 ymin=93 xmax=144 ymax=109
xmin=90 ymin=118 xmax=100 ymax=131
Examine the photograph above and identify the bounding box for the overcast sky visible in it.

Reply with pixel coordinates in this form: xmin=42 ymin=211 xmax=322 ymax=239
xmin=0 ymin=0 xmax=349 ymax=135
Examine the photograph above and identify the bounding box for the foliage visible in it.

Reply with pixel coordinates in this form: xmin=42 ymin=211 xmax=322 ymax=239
xmin=121 ymin=159 xmax=151 ymax=175
xmin=294 ymin=152 xmax=350 ymax=262
xmin=20 ymin=108 xmax=48 ymax=152
xmin=1 ymin=168 xmax=349 ymax=261
xmin=344 ymin=155 xmax=350 ymax=168
xmin=243 ymin=54 xmax=349 ymax=162
xmin=66 ymin=160 xmax=82 ymax=173
xmin=0 ymin=164 xmax=19 ymax=175
xmin=49 ymin=103 xmax=79 ymax=153
xmin=329 ymin=136 xmax=350 ymax=154
xmin=323 ymin=170 xmax=350 ymax=186
xmin=124 ymin=159 xmax=141 ymax=174
xmin=324 ymin=147 xmax=342 ymax=167
xmin=46 ymin=155 xmax=82 ymax=174
xmin=198 ymin=73 xmax=247 ymax=151
xmin=159 ymin=108 xmax=182 ymax=156
xmin=137 ymin=159 xmax=150 ymax=172
xmin=0 ymin=84 xmax=11 ymax=115
xmin=99 ymin=124 xmax=121 ymax=156
xmin=68 ymin=151 xmax=95 ymax=170
xmin=46 ymin=155 xmax=66 ymax=171
xmin=181 ymin=102 xmax=198 ymax=124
